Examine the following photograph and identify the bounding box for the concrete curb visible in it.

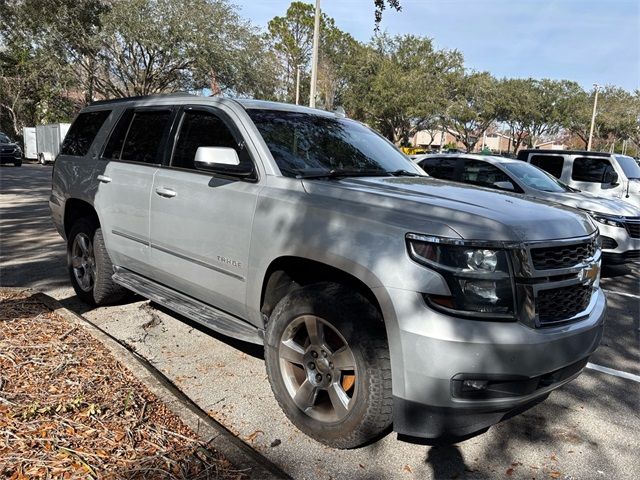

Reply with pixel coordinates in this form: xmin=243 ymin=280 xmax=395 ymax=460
xmin=2 ymin=288 xmax=290 ymax=480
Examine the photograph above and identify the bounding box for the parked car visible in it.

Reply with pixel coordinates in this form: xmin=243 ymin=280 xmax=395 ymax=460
xmin=0 ymin=132 xmax=23 ymax=166
xmin=415 ymin=153 xmax=640 ymax=265
xmin=51 ymin=94 xmax=606 ymax=448
xmin=35 ymin=123 xmax=71 ymax=165
xmin=517 ymin=149 xmax=640 ymax=208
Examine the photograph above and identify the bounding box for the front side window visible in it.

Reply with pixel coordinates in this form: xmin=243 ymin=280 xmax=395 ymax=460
xmin=60 ymin=110 xmax=111 ymax=157
xmin=102 ymin=109 xmax=171 ymax=164
xmin=0 ymin=133 xmax=11 ymax=143
xmin=172 ymin=110 xmax=245 ymax=170
xmin=419 ymin=158 xmax=459 ymax=180
xmin=529 ymin=154 xmax=564 ymax=178
xmin=247 ymin=109 xmax=418 ymax=177
xmin=461 ymin=160 xmax=512 ymax=188
xmin=572 ymin=157 xmax=613 ymax=182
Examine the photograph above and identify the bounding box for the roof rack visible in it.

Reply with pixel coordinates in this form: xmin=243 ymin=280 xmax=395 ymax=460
xmin=88 ymin=92 xmax=196 ymax=107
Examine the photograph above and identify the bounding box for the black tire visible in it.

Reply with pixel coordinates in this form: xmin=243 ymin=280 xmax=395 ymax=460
xmin=14 ymin=160 xmax=21 ymax=167
xmin=264 ymin=282 xmax=392 ymax=449
xmin=67 ymin=218 xmax=128 ymax=305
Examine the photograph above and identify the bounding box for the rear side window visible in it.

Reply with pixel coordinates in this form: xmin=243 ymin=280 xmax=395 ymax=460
xmin=103 ymin=109 xmax=171 ymax=164
xmin=419 ymin=157 xmax=459 ymax=180
xmin=60 ymin=110 xmax=111 ymax=157
xmin=461 ymin=160 xmax=512 ymax=188
xmin=572 ymin=157 xmax=613 ymax=182
xmin=172 ymin=109 xmax=244 ymax=169
xmin=530 ymin=155 xmax=564 ymax=178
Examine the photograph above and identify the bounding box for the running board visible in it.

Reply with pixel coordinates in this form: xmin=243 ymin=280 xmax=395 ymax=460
xmin=112 ymin=267 xmax=263 ymax=345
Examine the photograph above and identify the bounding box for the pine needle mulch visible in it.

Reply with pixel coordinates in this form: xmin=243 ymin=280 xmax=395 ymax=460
xmin=0 ymin=290 xmax=246 ymax=479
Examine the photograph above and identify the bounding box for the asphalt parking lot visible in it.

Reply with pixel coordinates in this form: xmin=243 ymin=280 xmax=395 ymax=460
xmin=2 ymin=163 xmax=639 ymax=479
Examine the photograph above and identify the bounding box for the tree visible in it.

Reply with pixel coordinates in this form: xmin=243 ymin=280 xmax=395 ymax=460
xmin=343 ymin=34 xmax=464 ymax=145
xmin=444 ymin=71 xmax=499 ymax=152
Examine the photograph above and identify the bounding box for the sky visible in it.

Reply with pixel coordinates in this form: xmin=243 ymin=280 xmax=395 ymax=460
xmin=234 ymin=0 xmax=639 ymax=92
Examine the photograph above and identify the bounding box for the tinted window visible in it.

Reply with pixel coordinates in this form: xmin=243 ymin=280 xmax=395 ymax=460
xmin=419 ymin=157 xmax=458 ymax=180
xmin=60 ymin=110 xmax=111 ymax=157
xmin=529 ymin=155 xmax=564 ymax=178
xmin=104 ymin=110 xmax=171 ymax=163
xmin=172 ymin=110 xmax=243 ymax=169
xmin=102 ymin=109 xmax=134 ymax=159
xmin=247 ymin=109 xmax=418 ymax=177
xmin=461 ymin=160 xmax=512 ymax=188
xmin=0 ymin=133 xmax=11 ymax=143
xmin=572 ymin=157 xmax=612 ymax=182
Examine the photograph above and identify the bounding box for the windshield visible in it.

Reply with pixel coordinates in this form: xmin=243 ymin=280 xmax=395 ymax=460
xmin=247 ymin=109 xmax=420 ymax=177
xmin=503 ymin=162 xmax=568 ymax=193
xmin=615 ymin=155 xmax=640 ymax=179
xmin=0 ymin=133 xmax=11 ymax=144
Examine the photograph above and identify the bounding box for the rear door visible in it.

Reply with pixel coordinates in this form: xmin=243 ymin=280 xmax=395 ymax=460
xmin=528 ymin=154 xmax=565 ymax=180
xmin=418 ymin=157 xmax=461 ymax=181
xmin=148 ymin=106 xmax=261 ymax=319
xmin=94 ymin=107 xmax=174 ymax=276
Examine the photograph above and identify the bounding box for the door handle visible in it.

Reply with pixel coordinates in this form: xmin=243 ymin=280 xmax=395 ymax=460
xmin=96 ymin=174 xmax=112 ymax=183
xmin=155 ymin=187 xmax=177 ymax=198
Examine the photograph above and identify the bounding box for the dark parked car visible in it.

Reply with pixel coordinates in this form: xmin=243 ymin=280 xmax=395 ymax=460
xmin=0 ymin=132 xmax=23 ymax=166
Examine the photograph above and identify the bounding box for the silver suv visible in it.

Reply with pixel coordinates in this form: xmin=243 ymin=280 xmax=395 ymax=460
xmin=50 ymin=94 xmax=606 ymax=448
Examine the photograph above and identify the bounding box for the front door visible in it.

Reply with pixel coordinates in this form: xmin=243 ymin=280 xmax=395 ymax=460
xmin=569 ymin=156 xmax=624 ymax=199
xmin=148 ymin=106 xmax=261 ymax=319
xmin=94 ymin=107 xmax=173 ymax=276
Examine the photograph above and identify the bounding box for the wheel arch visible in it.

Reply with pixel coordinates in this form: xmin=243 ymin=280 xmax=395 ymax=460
xmin=260 ymin=256 xmax=384 ymax=323
xmin=63 ymin=198 xmax=100 ymax=237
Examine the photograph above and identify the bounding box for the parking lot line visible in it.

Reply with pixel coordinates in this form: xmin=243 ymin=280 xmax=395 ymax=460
xmin=602 ymin=289 xmax=640 ymax=300
xmin=586 ymin=362 xmax=640 ymax=383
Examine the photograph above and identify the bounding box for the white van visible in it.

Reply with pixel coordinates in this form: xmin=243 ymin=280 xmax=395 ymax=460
xmin=517 ymin=149 xmax=640 ymax=208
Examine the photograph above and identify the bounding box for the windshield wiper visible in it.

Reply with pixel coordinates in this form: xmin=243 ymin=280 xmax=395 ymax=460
xmin=385 ymin=169 xmax=422 ymax=177
xmin=294 ymin=169 xmax=390 ymax=180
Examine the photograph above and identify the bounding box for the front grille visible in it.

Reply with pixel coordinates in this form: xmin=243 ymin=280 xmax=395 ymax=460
xmin=537 ymin=284 xmax=592 ymax=325
xmin=624 ymin=220 xmax=640 ymax=239
xmin=530 ymin=237 xmax=597 ymax=270
xmin=1 ymin=146 xmax=15 ymax=153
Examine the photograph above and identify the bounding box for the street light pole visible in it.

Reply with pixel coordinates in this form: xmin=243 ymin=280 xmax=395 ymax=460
xmin=295 ymin=64 xmax=301 ymax=105
xmin=587 ymin=83 xmax=600 ymax=152
xmin=309 ymin=0 xmax=321 ymax=108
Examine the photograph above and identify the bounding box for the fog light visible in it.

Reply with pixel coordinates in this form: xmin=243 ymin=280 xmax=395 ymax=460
xmin=461 ymin=280 xmax=498 ymax=303
xmin=462 ymin=379 xmax=489 ymax=391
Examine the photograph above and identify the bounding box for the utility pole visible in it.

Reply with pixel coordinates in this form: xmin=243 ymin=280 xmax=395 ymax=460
xmin=309 ymin=0 xmax=321 ymax=108
xmin=587 ymin=83 xmax=600 ymax=151
xmin=295 ymin=65 xmax=301 ymax=105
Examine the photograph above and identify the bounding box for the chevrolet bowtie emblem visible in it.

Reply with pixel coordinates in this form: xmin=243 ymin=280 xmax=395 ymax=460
xmin=579 ymin=263 xmax=600 ymax=285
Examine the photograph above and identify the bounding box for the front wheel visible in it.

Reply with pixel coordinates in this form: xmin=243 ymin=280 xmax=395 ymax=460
xmin=67 ymin=219 xmax=128 ymax=305
xmin=264 ymin=283 xmax=392 ymax=449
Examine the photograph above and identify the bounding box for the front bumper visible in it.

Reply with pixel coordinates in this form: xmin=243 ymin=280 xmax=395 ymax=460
xmin=598 ymin=222 xmax=640 ymax=264
xmin=380 ymin=286 xmax=606 ymax=440
xmin=0 ymin=151 xmax=22 ymax=163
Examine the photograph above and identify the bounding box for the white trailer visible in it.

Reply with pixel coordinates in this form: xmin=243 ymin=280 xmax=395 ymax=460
xmin=35 ymin=123 xmax=71 ymax=165
xmin=22 ymin=127 xmax=37 ymax=160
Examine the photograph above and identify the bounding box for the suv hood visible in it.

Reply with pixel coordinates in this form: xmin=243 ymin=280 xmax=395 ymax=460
xmin=537 ymin=190 xmax=640 ymax=217
xmin=302 ymin=177 xmax=596 ymax=242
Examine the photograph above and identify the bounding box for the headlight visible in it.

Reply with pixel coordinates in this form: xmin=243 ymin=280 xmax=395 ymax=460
xmin=586 ymin=211 xmax=625 ymax=228
xmin=406 ymin=234 xmax=516 ymax=319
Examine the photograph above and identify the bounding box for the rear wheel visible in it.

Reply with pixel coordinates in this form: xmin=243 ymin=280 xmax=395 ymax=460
xmin=67 ymin=218 xmax=127 ymax=305
xmin=264 ymin=283 xmax=392 ymax=448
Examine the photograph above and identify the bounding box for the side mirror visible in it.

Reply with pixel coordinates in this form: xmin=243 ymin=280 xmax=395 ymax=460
xmin=493 ymin=180 xmax=515 ymax=191
xmin=194 ymin=146 xmax=253 ymax=177
xmin=602 ymin=168 xmax=619 ymax=186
